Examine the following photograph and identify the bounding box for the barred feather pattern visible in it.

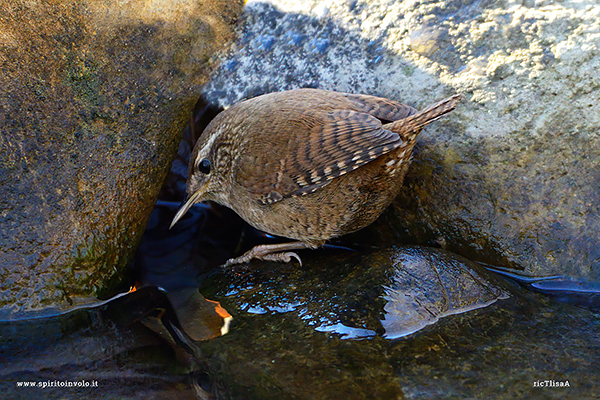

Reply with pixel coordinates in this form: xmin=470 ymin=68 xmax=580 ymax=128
xmin=261 ymin=94 xmax=462 ymax=204
xmin=228 ymin=90 xmax=462 ymax=205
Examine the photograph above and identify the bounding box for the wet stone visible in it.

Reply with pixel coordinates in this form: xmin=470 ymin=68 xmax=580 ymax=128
xmin=187 ymin=244 xmax=599 ymax=399
xmin=198 ymin=246 xmax=509 ymax=341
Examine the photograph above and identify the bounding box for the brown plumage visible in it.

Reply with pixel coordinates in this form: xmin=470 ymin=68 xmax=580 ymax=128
xmin=171 ymin=89 xmax=462 ymax=265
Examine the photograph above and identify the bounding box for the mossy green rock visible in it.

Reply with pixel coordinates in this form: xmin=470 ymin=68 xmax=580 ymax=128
xmin=0 ymin=0 xmax=244 ymax=314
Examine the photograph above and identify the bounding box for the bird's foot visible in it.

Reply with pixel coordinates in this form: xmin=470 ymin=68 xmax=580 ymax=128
xmin=256 ymin=251 xmax=302 ymax=265
xmin=224 ymin=242 xmax=309 ymax=267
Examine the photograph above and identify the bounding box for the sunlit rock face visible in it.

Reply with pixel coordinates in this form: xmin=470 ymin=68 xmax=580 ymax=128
xmin=0 ymin=0 xmax=244 ymax=314
xmin=202 ymin=0 xmax=600 ymax=282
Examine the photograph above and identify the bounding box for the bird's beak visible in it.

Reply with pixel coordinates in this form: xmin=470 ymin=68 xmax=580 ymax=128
xmin=169 ymin=184 xmax=208 ymax=229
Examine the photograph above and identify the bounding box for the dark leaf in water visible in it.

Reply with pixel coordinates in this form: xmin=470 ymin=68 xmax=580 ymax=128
xmin=165 ymin=287 xmax=232 ymax=341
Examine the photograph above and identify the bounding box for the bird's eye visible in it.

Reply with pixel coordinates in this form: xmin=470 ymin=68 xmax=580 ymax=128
xmin=198 ymin=158 xmax=211 ymax=174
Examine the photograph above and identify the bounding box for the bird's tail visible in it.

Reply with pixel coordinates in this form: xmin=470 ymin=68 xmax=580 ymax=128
xmin=386 ymin=94 xmax=463 ymax=138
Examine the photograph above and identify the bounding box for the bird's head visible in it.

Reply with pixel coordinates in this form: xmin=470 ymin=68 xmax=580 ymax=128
xmin=170 ymin=120 xmax=230 ymax=228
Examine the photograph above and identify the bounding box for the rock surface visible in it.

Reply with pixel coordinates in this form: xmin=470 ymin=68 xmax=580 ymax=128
xmin=0 ymin=0 xmax=244 ymax=314
xmin=201 ymin=0 xmax=600 ymax=281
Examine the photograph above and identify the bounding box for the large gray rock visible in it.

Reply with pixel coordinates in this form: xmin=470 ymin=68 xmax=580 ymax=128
xmin=0 ymin=0 xmax=244 ymax=315
xmin=202 ymin=0 xmax=600 ymax=281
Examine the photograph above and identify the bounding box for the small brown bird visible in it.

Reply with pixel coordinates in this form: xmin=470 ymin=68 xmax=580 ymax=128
xmin=171 ymin=89 xmax=462 ymax=265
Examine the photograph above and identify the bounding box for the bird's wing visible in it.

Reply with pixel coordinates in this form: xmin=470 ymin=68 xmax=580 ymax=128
xmin=235 ymin=109 xmax=406 ymax=205
xmin=340 ymin=92 xmax=416 ymax=122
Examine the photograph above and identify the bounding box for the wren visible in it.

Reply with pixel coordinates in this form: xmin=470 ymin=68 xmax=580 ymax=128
xmin=171 ymin=89 xmax=462 ymax=265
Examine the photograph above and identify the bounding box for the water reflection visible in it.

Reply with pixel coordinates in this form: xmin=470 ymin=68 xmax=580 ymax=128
xmin=485 ymin=266 xmax=600 ymax=312
xmin=314 ymin=323 xmax=376 ymax=339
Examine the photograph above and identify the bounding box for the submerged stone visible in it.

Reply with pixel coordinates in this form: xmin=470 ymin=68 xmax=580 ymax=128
xmin=183 ymin=245 xmax=598 ymax=399
xmin=198 ymin=245 xmax=509 ymax=340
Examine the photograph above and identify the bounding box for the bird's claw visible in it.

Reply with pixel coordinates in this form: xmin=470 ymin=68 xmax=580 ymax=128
xmin=224 ymin=250 xmax=303 ymax=267
xmin=261 ymin=251 xmax=303 ymax=266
